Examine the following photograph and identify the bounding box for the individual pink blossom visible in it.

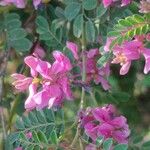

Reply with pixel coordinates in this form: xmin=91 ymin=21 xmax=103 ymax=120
xmin=121 ymin=0 xmax=132 ymax=6
xmin=66 ymin=41 xmax=79 ymax=60
xmin=0 ymin=0 xmax=26 ymax=8
xmin=12 ymin=51 xmax=73 ymax=110
xmin=79 ymin=104 xmax=130 ymax=144
xmin=102 ymin=0 xmax=113 ymax=8
xmin=0 ymin=0 xmax=41 ymax=9
xmin=26 ymin=132 xmax=32 ymax=139
xmin=11 ymin=73 xmax=33 ymax=92
xmin=102 ymin=0 xmax=132 ymax=8
xmin=33 ymin=0 xmax=41 ymax=9
xmin=33 ymin=43 xmax=46 ymax=58
xmin=104 ymin=36 xmax=150 ymax=75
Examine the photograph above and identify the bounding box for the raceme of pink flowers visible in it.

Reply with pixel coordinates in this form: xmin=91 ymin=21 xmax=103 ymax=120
xmin=66 ymin=41 xmax=110 ymax=90
xmin=104 ymin=35 xmax=150 ymax=75
xmin=12 ymin=48 xmax=73 ymax=110
xmin=12 ymin=42 xmax=110 ymax=110
xmin=79 ymin=104 xmax=130 ymax=145
xmin=0 ymin=0 xmax=41 ymax=9
xmin=102 ymin=0 xmax=132 ymax=8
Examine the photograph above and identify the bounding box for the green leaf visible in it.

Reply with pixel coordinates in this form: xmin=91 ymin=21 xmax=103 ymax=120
xmin=103 ymin=138 xmax=113 ymax=150
xmin=97 ymin=52 xmax=112 ymax=68
xmin=8 ymin=133 xmax=19 ymax=144
xmin=111 ymin=91 xmax=130 ymax=102
xmin=96 ymin=4 xmax=107 ymax=17
xmin=44 ymin=109 xmax=55 ymax=122
xmin=119 ymin=19 xmax=133 ymax=27
xmin=96 ymin=136 xmax=104 ymax=146
xmin=5 ymin=13 xmax=20 ymax=23
xmin=32 ymin=131 xmax=40 ymax=143
xmin=113 ymin=144 xmax=128 ymax=150
xmin=34 ymin=146 xmax=40 ymax=150
xmin=22 ymin=116 xmax=32 ymax=127
xmin=36 ymin=110 xmax=47 ymax=123
xmin=25 ymin=145 xmax=34 ymax=150
xmin=28 ymin=111 xmax=39 ymax=125
xmin=50 ymin=130 xmax=58 ymax=145
xmin=55 ymin=7 xmax=65 ymax=18
xmin=83 ymin=0 xmax=97 ymax=10
xmin=11 ymin=38 xmax=32 ymax=52
xmin=37 ymin=131 xmax=48 ymax=144
xmin=73 ymin=14 xmax=83 ymax=38
xmin=36 ymin=15 xmax=64 ymax=48
xmin=85 ymin=20 xmax=95 ymax=42
xmin=107 ymin=14 xmax=149 ymax=47
xmin=15 ymin=119 xmax=25 ymax=130
xmin=142 ymin=141 xmax=150 ymax=148
xmin=134 ymin=14 xmax=145 ymax=22
xmin=19 ymin=132 xmax=28 ymax=141
xmin=108 ymin=31 xmax=120 ymax=37
xmin=6 ymin=19 xmax=21 ymax=30
xmin=36 ymin=16 xmax=49 ymax=30
xmin=2 ymin=13 xmax=32 ymax=52
xmin=8 ymin=28 xmax=27 ymax=41
xmin=133 ymin=135 xmax=143 ymax=144
xmin=64 ymin=2 xmax=81 ymax=21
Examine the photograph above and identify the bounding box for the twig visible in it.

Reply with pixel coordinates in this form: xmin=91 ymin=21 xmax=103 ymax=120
xmin=0 ymin=51 xmax=10 ymax=140
xmin=89 ymin=91 xmax=98 ymax=106
xmin=70 ymin=6 xmax=87 ymax=148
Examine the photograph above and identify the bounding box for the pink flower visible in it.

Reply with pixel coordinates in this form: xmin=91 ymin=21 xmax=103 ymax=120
xmin=11 ymin=73 xmax=33 ymax=92
xmin=102 ymin=0 xmax=132 ymax=7
xmin=26 ymin=132 xmax=32 ymax=139
xmin=66 ymin=42 xmax=110 ymax=90
xmin=66 ymin=41 xmax=79 ymax=60
xmin=85 ymin=48 xmax=110 ymax=90
xmin=33 ymin=43 xmax=45 ymax=58
xmin=12 ymin=51 xmax=73 ymax=110
xmin=0 ymin=0 xmax=26 ymax=8
xmin=103 ymin=0 xmax=113 ymax=8
xmin=105 ymin=36 xmax=150 ymax=75
xmin=33 ymin=0 xmax=41 ymax=9
xmin=0 ymin=0 xmax=41 ymax=9
xmin=80 ymin=104 xmax=130 ymax=144
xmin=121 ymin=0 xmax=132 ymax=6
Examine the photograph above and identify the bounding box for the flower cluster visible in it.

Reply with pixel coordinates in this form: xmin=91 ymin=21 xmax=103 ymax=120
xmin=139 ymin=0 xmax=150 ymax=14
xmin=79 ymin=104 xmax=130 ymax=145
xmin=12 ymin=46 xmax=73 ymax=110
xmin=0 ymin=0 xmax=41 ymax=9
xmin=67 ymin=42 xmax=110 ymax=90
xmin=102 ymin=0 xmax=132 ymax=8
xmin=12 ymin=42 xmax=110 ymax=110
xmin=104 ymin=35 xmax=150 ymax=75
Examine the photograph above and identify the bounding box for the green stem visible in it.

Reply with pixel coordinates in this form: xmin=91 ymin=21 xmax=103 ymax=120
xmin=70 ymin=10 xmax=86 ymax=148
xmin=7 ymin=95 xmax=21 ymax=131
xmin=89 ymin=91 xmax=98 ymax=106
xmin=0 ymin=77 xmax=7 ymax=140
